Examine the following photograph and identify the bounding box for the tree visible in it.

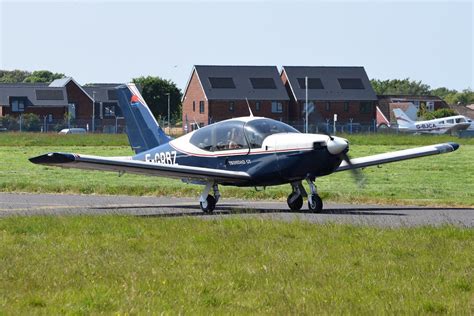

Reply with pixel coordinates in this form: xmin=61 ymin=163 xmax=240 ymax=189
xmin=0 ymin=70 xmax=30 ymax=83
xmin=424 ymin=108 xmax=457 ymax=120
xmin=132 ymin=76 xmax=183 ymax=123
xmin=23 ymin=70 xmax=65 ymax=83
xmin=370 ymin=78 xmax=431 ymax=95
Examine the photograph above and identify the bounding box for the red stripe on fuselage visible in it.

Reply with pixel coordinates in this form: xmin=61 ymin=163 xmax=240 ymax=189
xmin=169 ymin=143 xmax=314 ymax=158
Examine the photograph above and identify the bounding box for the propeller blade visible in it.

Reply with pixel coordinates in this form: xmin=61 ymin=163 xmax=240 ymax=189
xmin=340 ymin=151 xmax=366 ymax=188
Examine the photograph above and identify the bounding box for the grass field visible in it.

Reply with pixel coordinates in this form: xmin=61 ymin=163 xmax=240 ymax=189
xmin=0 ymin=133 xmax=472 ymax=206
xmin=0 ymin=217 xmax=472 ymax=314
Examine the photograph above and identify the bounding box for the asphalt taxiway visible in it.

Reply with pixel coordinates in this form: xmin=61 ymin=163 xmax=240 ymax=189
xmin=0 ymin=192 xmax=472 ymax=227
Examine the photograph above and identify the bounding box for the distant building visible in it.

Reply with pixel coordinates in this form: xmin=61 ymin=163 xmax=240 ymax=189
xmin=281 ymin=66 xmax=378 ymax=129
xmin=377 ymin=95 xmax=449 ymax=125
xmin=0 ymin=78 xmax=123 ymax=132
xmin=182 ymin=65 xmax=290 ymax=130
xmin=0 ymin=82 xmax=71 ymax=121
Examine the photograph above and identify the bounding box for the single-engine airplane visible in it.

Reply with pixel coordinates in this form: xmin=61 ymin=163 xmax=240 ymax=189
xmin=30 ymin=84 xmax=460 ymax=213
xmin=394 ymin=108 xmax=471 ymax=135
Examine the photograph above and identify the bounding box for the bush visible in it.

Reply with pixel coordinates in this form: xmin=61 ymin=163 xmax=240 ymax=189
xmin=21 ymin=113 xmax=41 ymax=131
xmin=424 ymin=108 xmax=457 ymax=120
xmin=0 ymin=115 xmax=19 ymax=131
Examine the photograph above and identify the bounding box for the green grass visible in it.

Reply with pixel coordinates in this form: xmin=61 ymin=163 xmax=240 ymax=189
xmin=0 ymin=217 xmax=472 ymax=314
xmin=0 ymin=132 xmax=129 ymax=146
xmin=0 ymin=133 xmax=472 ymax=206
xmin=0 ymin=144 xmax=472 ymax=207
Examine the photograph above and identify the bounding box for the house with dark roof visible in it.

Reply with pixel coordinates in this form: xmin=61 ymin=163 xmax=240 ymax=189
xmin=0 ymin=78 xmax=123 ymax=132
xmin=0 ymin=82 xmax=69 ymax=120
xmin=281 ymin=66 xmax=378 ymax=127
xmin=182 ymin=65 xmax=290 ymax=130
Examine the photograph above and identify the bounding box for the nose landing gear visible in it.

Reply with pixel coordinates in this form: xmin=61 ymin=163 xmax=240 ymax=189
xmin=306 ymin=178 xmax=323 ymax=212
xmin=287 ymin=179 xmax=323 ymax=212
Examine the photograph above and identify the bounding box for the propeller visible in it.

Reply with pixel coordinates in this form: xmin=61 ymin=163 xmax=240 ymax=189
xmin=307 ymin=108 xmax=365 ymax=187
xmin=323 ymin=133 xmax=366 ymax=188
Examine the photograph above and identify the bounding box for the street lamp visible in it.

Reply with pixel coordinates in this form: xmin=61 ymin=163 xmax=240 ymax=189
xmin=165 ymin=93 xmax=170 ymax=133
xmin=92 ymin=91 xmax=96 ymax=133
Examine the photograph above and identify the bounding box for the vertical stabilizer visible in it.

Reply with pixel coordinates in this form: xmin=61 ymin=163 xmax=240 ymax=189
xmin=393 ymin=108 xmax=415 ymax=128
xmin=116 ymin=84 xmax=170 ymax=154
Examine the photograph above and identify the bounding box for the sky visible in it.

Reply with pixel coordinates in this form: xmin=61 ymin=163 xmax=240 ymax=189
xmin=0 ymin=0 xmax=472 ymax=91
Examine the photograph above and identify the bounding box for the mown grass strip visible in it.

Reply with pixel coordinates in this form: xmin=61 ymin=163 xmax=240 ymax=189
xmin=0 ymin=132 xmax=473 ymax=147
xmin=0 ymin=216 xmax=472 ymax=314
xmin=1 ymin=144 xmax=472 ymax=207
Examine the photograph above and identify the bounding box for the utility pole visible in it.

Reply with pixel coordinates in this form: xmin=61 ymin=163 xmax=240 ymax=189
xmin=165 ymin=93 xmax=170 ymax=134
xmin=92 ymin=91 xmax=96 ymax=133
xmin=305 ymin=76 xmax=308 ymax=133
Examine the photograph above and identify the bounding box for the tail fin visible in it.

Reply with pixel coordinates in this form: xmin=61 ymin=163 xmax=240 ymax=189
xmin=393 ymin=108 xmax=414 ymax=127
xmin=116 ymin=83 xmax=170 ymax=154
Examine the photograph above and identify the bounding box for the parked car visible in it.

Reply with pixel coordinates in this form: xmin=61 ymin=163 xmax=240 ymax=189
xmin=58 ymin=128 xmax=87 ymax=135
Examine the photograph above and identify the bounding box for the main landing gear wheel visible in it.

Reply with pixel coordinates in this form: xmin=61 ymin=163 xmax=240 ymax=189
xmin=287 ymin=192 xmax=303 ymax=211
xmin=308 ymin=195 xmax=323 ymax=212
xmin=200 ymin=194 xmax=216 ymax=213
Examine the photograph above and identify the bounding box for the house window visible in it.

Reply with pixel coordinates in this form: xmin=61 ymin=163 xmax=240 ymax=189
xmin=193 ymin=101 xmax=196 ymax=112
xmin=208 ymin=77 xmax=236 ymax=89
xmin=360 ymin=102 xmax=372 ymax=114
xmin=10 ymin=98 xmax=26 ymax=112
xmin=68 ymin=103 xmax=76 ymax=119
xmin=325 ymin=102 xmax=331 ymax=111
xmin=250 ymin=78 xmax=276 ymax=89
xmin=229 ymin=101 xmax=234 ymax=112
xmin=199 ymin=101 xmax=205 ymax=114
xmin=338 ymin=78 xmax=365 ymax=89
xmin=271 ymin=101 xmax=283 ymax=113
xmin=255 ymin=101 xmax=261 ymax=111
xmin=297 ymin=78 xmax=324 ymax=89
xmin=344 ymin=102 xmax=349 ymax=112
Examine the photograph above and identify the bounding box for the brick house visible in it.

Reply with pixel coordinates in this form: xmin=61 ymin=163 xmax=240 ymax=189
xmin=0 ymin=82 xmax=70 ymax=121
xmin=0 ymin=78 xmax=123 ymax=132
xmin=182 ymin=65 xmax=290 ymax=131
xmin=281 ymin=66 xmax=378 ymax=129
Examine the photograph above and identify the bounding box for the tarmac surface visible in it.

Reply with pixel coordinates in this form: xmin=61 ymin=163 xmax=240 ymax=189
xmin=0 ymin=192 xmax=472 ymax=227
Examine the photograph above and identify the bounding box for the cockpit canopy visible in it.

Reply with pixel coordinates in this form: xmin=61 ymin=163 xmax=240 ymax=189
xmin=189 ymin=118 xmax=299 ymax=151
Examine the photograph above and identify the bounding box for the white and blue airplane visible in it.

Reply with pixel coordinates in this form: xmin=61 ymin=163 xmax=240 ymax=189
xmin=393 ymin=108 xmax=471 ymax=134
xmin=30 ymin=84 xmax=460 ymax=213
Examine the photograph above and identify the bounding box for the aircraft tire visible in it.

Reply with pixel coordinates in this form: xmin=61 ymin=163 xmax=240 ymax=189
xmin=308 ymin=195 xmax=323 ymax=212
xmin=200 ymin=194 xmax=216 ymax=213
xmin=287 ymin=192 xmax=303 ymax=211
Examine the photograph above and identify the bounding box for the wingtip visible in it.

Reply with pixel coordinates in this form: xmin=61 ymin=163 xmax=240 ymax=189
xmin=448 ymin=142 xmax=460 ymax=151
xmin=29 ymin=153 xmax=76 ymax=165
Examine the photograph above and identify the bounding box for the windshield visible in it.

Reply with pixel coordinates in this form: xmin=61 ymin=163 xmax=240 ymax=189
xmin=189 ymin=120 xmax=248 ymax=151
xmin=244 ymin=118 xmax=299 ymax=148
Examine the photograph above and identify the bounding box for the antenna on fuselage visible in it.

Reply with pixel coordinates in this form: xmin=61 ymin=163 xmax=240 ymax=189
xmin=245 ymin=98 xmax=254 ymax=117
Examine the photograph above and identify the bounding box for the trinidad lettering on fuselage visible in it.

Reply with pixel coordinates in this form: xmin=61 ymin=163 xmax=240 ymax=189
xmin=29 ymin=84 xmax=460 ymax=214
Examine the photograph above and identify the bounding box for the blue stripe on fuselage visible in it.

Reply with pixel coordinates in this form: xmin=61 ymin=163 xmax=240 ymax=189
xmin=133 ymin=145 xmax=342 ymax=186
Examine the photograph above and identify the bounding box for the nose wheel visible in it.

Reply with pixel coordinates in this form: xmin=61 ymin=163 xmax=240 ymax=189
xmin=307 ymin=178 xmax=323 ymax=212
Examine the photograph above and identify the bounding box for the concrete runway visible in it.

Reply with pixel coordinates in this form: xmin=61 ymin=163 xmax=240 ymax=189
xmin=0 ymin=192 xmax=472 ymax=227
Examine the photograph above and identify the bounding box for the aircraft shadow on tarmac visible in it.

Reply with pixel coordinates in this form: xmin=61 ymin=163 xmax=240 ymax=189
xmin=93 ymin=204 xmax=411 ymax=217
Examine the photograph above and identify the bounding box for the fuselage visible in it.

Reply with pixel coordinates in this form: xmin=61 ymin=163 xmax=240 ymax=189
xmin=399 ymin=115 xmax=471 ymax=134
xmin=133 ymin=117 xmax=344 ymax=186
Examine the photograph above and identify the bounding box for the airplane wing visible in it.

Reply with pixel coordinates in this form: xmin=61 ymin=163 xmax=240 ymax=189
xmin=336 ymin=142 xmax=459 ymax=172
xmin=29 ymin=152 xmax=251 ymax=183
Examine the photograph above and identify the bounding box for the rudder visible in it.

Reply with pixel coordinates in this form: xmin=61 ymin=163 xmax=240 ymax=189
xmin=116 ymin=83 xmax=170 ymax=154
